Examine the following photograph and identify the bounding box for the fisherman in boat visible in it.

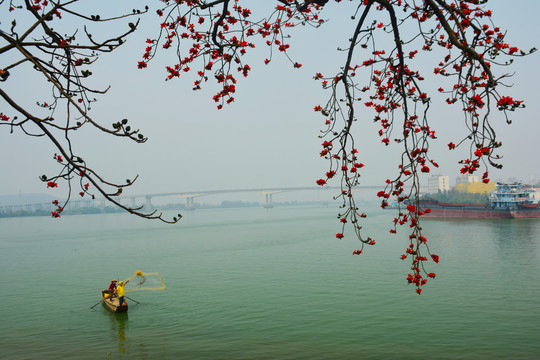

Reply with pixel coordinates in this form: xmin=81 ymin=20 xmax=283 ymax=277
xmin=116 ymin=280 xmax=129 ymax=307
xmin=106 ymin=279 xmax=117 ymax=298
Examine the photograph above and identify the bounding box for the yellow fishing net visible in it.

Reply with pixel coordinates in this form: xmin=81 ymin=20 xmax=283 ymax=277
xmin=121 ymin=270 xmax=166 ymax=292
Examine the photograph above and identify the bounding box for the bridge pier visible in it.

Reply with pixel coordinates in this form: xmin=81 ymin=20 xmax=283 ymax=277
xmin=186 ymin=196 xmax=195 ymax=210
xmin=145 ymin=195 xmax=154 ymax=210
xmin=264 ymin=193 xmax=273 ymax=208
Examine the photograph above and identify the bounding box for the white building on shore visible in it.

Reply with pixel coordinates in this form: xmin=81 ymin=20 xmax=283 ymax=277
xmin=427 ymin=175 xmax=450 ymax=194
xmin=455 ymin=175 xmax=479 ymax=184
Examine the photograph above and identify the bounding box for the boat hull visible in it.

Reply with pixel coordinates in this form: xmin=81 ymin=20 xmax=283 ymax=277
xmin=421 ymin=204 xmax=540 ymax=219
xmin=101 ymin=290 xmax=128 ymax=313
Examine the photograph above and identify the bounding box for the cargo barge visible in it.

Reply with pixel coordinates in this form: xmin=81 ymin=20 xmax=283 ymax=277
xmin=419 ymin=183 xmax=540 ymax=219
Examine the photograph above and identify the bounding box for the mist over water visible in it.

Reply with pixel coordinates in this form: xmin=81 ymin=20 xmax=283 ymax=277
xmin=1 ymin=205 xmax=539 ymax=359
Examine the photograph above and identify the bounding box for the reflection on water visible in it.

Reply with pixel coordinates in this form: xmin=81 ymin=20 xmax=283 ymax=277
xmin=107 ymin=312 xmax=128 ymax=353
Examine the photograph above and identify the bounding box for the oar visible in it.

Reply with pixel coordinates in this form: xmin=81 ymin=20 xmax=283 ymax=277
xmin=126 ymin=296 xmax=140 ymax=304
xmin=90 ymin=300 xmax=103 ymax=309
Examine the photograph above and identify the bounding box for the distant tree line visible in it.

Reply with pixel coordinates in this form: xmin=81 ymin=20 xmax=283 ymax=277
xmin=1 ymin=200 xmax=328 ymax=218
xmin=0 ymin=206 xmax=123 ymax=218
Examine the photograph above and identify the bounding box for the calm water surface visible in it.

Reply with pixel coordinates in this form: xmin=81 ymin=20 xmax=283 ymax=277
xmin=1 ymin=205 xmax=539 ymax=359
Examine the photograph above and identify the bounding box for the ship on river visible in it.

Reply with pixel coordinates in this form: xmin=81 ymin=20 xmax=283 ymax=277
xmin=419 ymin=182 xmax=540 ymax=219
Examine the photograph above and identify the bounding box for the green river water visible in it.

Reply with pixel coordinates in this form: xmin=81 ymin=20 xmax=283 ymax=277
xmin=1 ymin=205 xmax=539 ymax=359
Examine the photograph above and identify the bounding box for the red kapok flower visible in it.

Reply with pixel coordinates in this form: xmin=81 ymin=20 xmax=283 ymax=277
xmin=496 ymin=96 xmax=523 ymax=109
xmin=469 ymin=94 xmax=485 ymax=108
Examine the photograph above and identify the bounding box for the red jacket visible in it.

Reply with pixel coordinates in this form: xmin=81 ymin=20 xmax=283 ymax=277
xmin=108 ymin=282 xmax=117 ymax=293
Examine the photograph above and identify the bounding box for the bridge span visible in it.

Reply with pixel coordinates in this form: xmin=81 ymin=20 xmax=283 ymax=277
xmin=140 ymin=185 xmax=382 ymax=209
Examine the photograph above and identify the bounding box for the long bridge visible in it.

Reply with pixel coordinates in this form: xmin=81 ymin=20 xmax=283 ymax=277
xmin=0 ymin=185 xmax=383 ymax=214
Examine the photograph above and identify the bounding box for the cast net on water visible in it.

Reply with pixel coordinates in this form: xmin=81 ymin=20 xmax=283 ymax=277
xmin=121 ymin=270 xmax=166 ymax=293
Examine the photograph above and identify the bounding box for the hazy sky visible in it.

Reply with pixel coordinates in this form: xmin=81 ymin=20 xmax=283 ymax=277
xmin=1 ymin=1 xmax=539 ymax=200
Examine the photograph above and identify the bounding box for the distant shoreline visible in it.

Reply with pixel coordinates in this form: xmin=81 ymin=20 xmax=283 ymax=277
xmin=0 ymin=200 xmax=332 ymax=219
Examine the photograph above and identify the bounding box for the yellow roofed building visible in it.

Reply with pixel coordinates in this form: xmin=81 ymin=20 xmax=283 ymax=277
xmin=454 ymin=181 xmax=496 ymax=194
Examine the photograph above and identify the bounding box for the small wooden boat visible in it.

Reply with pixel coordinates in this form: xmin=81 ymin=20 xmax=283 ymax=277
xmin=101 ymin=290 xmax=128 ymax=313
